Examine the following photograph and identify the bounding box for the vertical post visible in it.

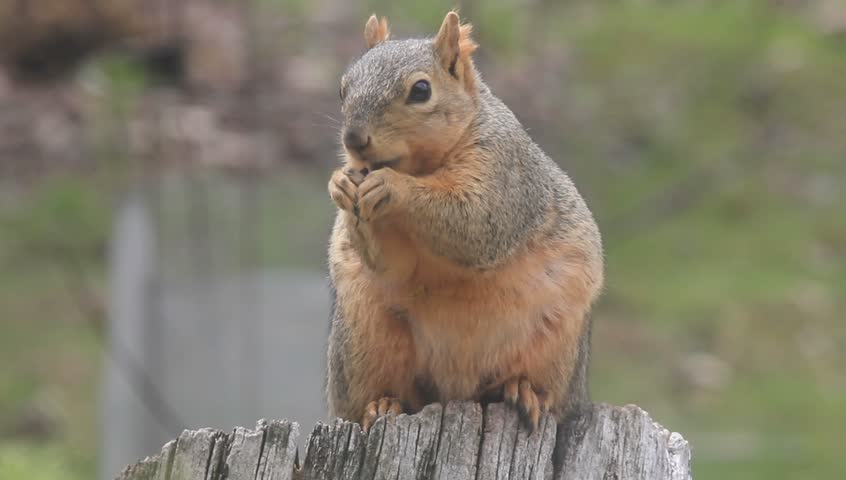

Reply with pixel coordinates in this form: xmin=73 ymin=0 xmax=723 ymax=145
xmin=101 ymin=190 xmax=176 ymax=479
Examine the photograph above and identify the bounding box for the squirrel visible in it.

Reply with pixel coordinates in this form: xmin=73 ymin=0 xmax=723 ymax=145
xmin=326 ymin=11 xmax=604 ymax=432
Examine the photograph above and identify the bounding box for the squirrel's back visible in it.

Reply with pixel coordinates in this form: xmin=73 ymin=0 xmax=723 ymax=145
xmin=464 ymin=81 xmax=602 ymax=268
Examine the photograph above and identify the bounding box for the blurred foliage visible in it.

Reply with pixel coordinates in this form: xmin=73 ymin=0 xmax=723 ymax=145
xmin=0 ymin=0 xmax=148 ymax=82
xmin=0 ymin=443 xmax=79 ymax=480
xmin=1 ymin=1 xmax=845 ymax=479
xmin=0 ymin=176 xmax=110 ymax=263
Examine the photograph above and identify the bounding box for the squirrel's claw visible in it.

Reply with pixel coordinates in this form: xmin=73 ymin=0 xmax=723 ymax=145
xmin=329 ymin=168 xmax=358 ymax=212
xmin=357 ymin=170 xmax=395 ymax=222
xmin=344 ymin=167 xmax=368 ymax=186
xmin=503 ymin=376 xmax=547 ymax=432
xmin=361 ymin=396 xmax=403 ymax=432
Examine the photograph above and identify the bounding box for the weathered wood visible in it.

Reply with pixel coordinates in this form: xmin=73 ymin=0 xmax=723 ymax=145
xmin=433 ymin=402 xmax=483 ymax=480
xmin=392 ymin=404 xmax=442 ymax=479
xmin=358 ymin=412 xmax=387 ymax=480
xmin=206 ymin=430 xmax=229 ymax=479
xmin=224 ymin=423 xmax=266 ymax=479
xmin=256 ymin=420 xmax=299 ymax=480
xmin=155 ymin=441 xmax=176 ymax=480
xmin=478 ymin=403 xmax=558 ymax=480
xmin=335 ymin=420 xmax=367 ymax=480
xmin=170 ymin=428 xmax=219 ymax=479
xmin=301 ymin=419 xmax=365 ymax=480
xmin=369 ymin=403 xmax=442 ymax=480
xmin=116 ymin=402 xmax=691 ymax=480
xmin=116 ymin=456 xmax=158 ymax=480
xmin=554 ymin=403 xmax=692 ymax=480
xmin=116 ymin=440 xmax=176 ymax=480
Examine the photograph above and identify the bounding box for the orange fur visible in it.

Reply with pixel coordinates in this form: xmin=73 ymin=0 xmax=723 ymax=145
xmin=364 ymin=15 xmax=390 ymax=49
xmin=330 ymin=148 xmax=602 ymax=421
xmin=328 ymin=10 xmax=603 ymax=428
xmin=455 ymin=18 xmax=478 ymax=92
xmin=459 ymin=24 xmax=478 ymax=58
xmin=331 ymin=221 xmax=599 ymax=418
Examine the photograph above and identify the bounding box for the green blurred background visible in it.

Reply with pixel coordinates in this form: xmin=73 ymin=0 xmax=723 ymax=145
xmin=0 ymin=0 xmax=844 ymax=479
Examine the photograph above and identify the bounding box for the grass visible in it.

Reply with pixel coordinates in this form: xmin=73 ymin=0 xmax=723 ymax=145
xmin=0 ymin=443 xmax=84 ymax=480
xmin=1 ymin=1 xmax=845 ymax=479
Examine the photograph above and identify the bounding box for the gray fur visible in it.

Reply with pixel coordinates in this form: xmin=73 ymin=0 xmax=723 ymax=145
xmin=340 ymin=37 xmax=601 ymax=270
xmin=328 ymin=27 xmax=604 ymax=423
xmin=405 ymin=87 xmax=564 ymax=269
xmin=341 ymin=39 xmax=434 ymax=130
xmin=566 ymin=316 xmax=592 ymax=414
xmin=326 ymin=280 xmax=352 ymax=420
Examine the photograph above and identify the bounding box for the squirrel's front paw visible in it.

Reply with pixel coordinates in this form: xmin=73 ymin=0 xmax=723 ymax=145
xmin=361 ymin=396 xmax=404 ymax=432
xmin=358 ymin=169 xmax=405 ymax=222
xmin=503 ymin=376 xmax=552 ymax=432
xmin=328 ymin=168 xmax=363 ymax=213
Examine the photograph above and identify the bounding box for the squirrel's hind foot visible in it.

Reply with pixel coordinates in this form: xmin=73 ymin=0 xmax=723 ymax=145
xmin=503 ymin=376 xmax=551 ymax=432
xmin=361 ymin=396 xmax=404 ymax=432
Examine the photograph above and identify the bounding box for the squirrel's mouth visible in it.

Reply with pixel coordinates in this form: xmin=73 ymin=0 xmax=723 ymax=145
xmin=368 ymin=157 xmax=400 ymax=171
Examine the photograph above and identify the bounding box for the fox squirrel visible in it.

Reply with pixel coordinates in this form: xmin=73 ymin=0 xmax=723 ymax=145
xmin=326 ymin=11 xmax=604 ymax=431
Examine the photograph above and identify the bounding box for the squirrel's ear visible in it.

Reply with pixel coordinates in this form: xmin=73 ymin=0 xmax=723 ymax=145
xmin=435 ymin=11 xmax=478 ymax=88
xmin=434 ymin=11 xmax=461 ymax=73
xmin=364 ymin=14 xmax=390 ymax=49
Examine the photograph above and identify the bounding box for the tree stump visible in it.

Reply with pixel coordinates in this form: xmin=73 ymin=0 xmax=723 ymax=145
xmin=116 ymin=401 xmax=691 ymax=480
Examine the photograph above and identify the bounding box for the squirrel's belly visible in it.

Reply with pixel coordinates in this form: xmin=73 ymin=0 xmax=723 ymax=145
xmin=350 ymin=227 xmax=596 ymax=401
xmin=403 ymin=264 xmax=566 ymax=400
xmin=410 ymin=311 xmax=541 ymax=400
xmin=370 ymin=222 xmax=419 ymax=283
xmin=398 ymin=235 xmax=599 ymax=400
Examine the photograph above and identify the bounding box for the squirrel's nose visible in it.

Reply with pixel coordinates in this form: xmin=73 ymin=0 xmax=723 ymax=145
xmin=343 ymin=128 xmax=371 ymax=152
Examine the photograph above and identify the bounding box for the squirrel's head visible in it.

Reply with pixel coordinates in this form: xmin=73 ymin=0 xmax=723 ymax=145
xmin=339 ymin=11 xmax=479 ymax=175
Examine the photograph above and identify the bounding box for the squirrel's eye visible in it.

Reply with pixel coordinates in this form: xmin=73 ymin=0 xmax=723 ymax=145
xmin=407 ymin=80 xmax=431 ymax=104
